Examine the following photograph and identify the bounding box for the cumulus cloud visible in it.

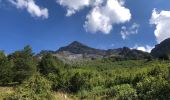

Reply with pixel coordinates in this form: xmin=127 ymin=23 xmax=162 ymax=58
xmin=121 ymin=23 xmax=140 ymax=40
xmin=133 ymin=45 xmax=154 ymax=53
xmin=84 ymin=0 xmax=131 ymax=34
xmin=8 ymin=0 xmax=131 ymax=35
xmin=84 ymin=7 xmax=112 ymax=34
xmin=150 ymin=9 xmax=170 ymax=43
xmin=57 ymin=0 xmax=91 ymax=16
xmin=56 ymin=0 xmax=106 ymax=16
xmin=57 ymin=0 xmax=131 ymax=34
xmin=9 ymin=0 xmax=48 ymax=19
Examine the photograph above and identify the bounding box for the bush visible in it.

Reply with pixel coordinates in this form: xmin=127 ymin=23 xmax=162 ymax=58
xmin=38 ymin=53 xmax=62 ymax=75
xmin=69 ymin=72 xmax=93 ymax=93
xmin=108 ymin=84 xmax=138 ymax=100
xmin=9 ymin=73 xmax=54 ymax=100
xmin=137 ymin=76 xmax=170 ymax=100
xmin=148 ymin=66 xmax=162 ymax=76
xmin=114 ymin=75 xmax=132 ymax=85
xmin=46 ymin=73 xmax=60 ymax=91
xmin=131 ymin=72 xmax=147 ymax=86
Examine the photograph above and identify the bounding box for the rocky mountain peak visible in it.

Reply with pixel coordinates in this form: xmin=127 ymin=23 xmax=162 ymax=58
xmin=57 ymin=41 xmax=105 ymax=55
xmin=151 ymin=38 xmax=170 ymax=58
xmin=69 ymin=41 xmax=84 ymax=46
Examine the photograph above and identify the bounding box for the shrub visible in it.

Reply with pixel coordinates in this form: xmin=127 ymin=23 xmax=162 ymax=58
xmin=108 ymin=84 xmax=138 ymax=100
xmin=131 ymin=72 xmax=147 ymax=86
xmin=9 ymin=73 xmax=54 ymax=100
xmin=136 ymin=76 xmax=170 ymax=100
xmin=46 ymin=73 xmax=60 ymax=91
xmin=69 ymin=72 xmax=93 ymax=93
xmin=148 ymin=66 xmax=162 ymax=76
xmin=38 ymin=53 xmax=62 ymax=75
xmin=114 ymin=75 xmax=132 ymax=85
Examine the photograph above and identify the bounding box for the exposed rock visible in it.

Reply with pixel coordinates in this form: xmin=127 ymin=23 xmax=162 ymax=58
xmin=37 ymin=41 xmax=151 ymax=61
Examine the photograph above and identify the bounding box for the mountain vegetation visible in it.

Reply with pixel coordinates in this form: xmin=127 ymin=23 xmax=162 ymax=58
xmin=0 ymin=39 xmax=170 ymax=99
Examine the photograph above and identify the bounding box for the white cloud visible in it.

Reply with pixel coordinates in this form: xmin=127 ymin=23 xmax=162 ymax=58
xmin=92 ymin=0 xmax=104 ymax=6
xmin=150 ymin=9 xmax=170 ymax=43
xmin=121 ymin=23 xmax=140 ymax=40
xmin=57 ymin=0 xmax=131 ymax=34
xmin=56 ymin=0 xmax=106 ymax=16
xmin=84 ymin=7 xmax=112 ymax=34
xmin=84 ymin=0 xmax=131 ymax=34
xmin=133 ymin=45 xmax=154 ymax=53
xmin=57 ymin=0 xmax=91 ymax=16
xmin=9 ymin=0 xmax=48 ymax=19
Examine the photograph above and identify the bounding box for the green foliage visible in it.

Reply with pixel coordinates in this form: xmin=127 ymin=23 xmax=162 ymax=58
xmin=137 ymin=76 xmax=170 ymax=100
xmin=69 ymin=72 xmax=93 ymax=93
xmin=8 ymin=45 xmax=36 ymax=83
xmin=59 ymin=60 xmax=170 ymax=99
xmin=2 ymin=46 xmax=170 ymax=99
xmin=9 ymin=73 xmax=54 ymax=100
xmin=38 ymin=53 xmax=62 ymax=75
xmin=46 ymin=73 xmax=60 ymax=91
xmin=0 ymin=51 xmax=13 ymax=85
xmin=38 ymin=53 xmax=65 ymax=91
xmin=0 ymin=51 xmax=5 ymax=59
xmin=109 ymin=84 xmax=138 ymax=100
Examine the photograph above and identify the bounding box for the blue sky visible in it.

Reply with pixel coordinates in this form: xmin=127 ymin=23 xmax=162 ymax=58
xmin=0 ymin=0 xmax=170 ymax=54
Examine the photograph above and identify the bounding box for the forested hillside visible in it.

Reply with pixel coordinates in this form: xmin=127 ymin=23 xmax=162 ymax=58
xmin=0 ymin=45 xmax=170 ymax=100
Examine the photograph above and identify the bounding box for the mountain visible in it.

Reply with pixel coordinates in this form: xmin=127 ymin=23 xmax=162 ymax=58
xmin=106 ymin=47 xmax=151 ymax=60
xmin=57 ymin=41 xmax=105 ymax=55
xmin=38 ymin=41 xmax=151 ymax=61
xmin=151 ymin=38 xmax=170 ymax=59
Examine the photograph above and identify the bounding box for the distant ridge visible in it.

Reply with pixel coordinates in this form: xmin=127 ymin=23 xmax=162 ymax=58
xmin=38 ymin=41 xmax=151 ymax=61
xmin=151 ymin=38 xmax=170 ymax=59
